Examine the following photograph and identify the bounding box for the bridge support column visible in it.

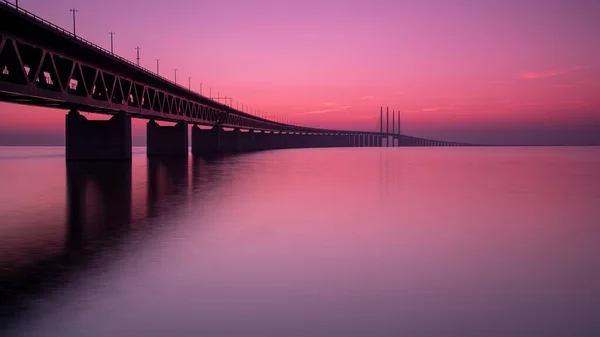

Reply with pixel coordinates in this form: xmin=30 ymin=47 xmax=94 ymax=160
xmin=66 ymin=110 xmax=131 ymax=161
xmin=191 ymin=125 xmax=218 ymax=155
xmin=252 ymin=131 xmax=265 ymax=150
xmin=239 ymin=130 xmax=254 ymax=152
xmin=221 ymin=128 xmax=242 ymax=153
xmin=147 ymin=120 xmax=188 ymax=156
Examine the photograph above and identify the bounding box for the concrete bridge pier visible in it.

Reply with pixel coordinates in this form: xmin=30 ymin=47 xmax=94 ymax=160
xmin=282 ymin=132 xmax=293 ymax=149
xmin=272 ymin=132 xmax=282 ymax=149
xmin=251 ymin=131 xmax=265 ymax=151
xmin=239 ymin=130 xmax=254 ymax=152
xmin=147 ymin=120 xmax=188 ymax=157
xmin=66 ymin=110 xmax=132 ymax=161
xmin=221 ymin=128 xmax=242 ymax=153
xmin=328 ymin=134 xmax=336 ymax=148
xmin=191 ymin=125 xmax=218 ymax=155
xmin=341 ymin=134 xmax=350 ymax=147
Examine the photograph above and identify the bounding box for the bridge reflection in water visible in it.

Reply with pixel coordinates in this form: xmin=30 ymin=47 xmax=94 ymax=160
xmin=0 ymin=154 xmax=217 ymax=328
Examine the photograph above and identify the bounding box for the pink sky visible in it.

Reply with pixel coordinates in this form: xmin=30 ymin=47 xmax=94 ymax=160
xmin=1 ymin=0 xmax=599 ymax=144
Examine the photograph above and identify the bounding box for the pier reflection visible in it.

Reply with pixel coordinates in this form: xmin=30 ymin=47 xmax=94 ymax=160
xmin=65 ymin=161 xmax=132 ymax=254
xmin=0 ymin=157 xmax=198 ymax=328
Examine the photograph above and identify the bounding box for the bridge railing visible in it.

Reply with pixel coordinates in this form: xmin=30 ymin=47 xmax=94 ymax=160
xmin=1 ymin=1 xmax=277 ymax=123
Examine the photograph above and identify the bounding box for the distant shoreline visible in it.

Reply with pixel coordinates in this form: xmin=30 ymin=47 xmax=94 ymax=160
xmin=0 ymin=144 xmax=598 ymax=147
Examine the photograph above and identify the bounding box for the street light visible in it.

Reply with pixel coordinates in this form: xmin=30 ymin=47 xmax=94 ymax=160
xmin=108 ymin=32 xmax=115 ymax=54
xmin=135 ymin=46 xmax=140 ymax=66
xmin=188 ymin=77 xmax=191 ymax=90
xmin=156 ymin=59 xmax=160 ymax=75
xmin=69 ymin=8 xmax=78 ymax=37
xmin=199 ymin=83 xmax=203 ymax=95
xmin=173 ymin=69 xmax=177 ymax=84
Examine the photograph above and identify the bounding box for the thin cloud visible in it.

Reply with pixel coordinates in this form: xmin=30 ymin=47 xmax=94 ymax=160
xmin=520 ymin=70 xmax=562 ymax=79
xmin=357 ymin=95 xmax=375 ymax=100
xmin=401 ymin=107 xmax=449 ymax=113
xmin=323 ymin=102 xmax=335 ymax=107
xmin=422 ymin=107 xmax=449 ymax=112
xmin=303 ymin=105 xmax=351 ymax=115
xmin=351 ymin=115 xmax=376 ymax=120
xmin=520 ymin=66 xmax=589 ymax=80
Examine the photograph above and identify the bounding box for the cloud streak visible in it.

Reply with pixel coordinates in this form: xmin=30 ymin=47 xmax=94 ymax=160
xmin=520 ymin=66 xmax=589 ymax=80
xmin=303 ymin=105 xmax=351 ymax=115
xmin=520 ymin=70 xmax=562 ymax=79
xmin=357 ymin=95 xmax=375 ymax=100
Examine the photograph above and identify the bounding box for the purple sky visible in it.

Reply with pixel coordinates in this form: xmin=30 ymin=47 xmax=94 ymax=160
xmin=1 ymin=0 xmax=599 ymax=144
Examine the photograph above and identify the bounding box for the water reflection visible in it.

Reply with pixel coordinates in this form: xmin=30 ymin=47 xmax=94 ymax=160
xmin=147 ymin=157 xmax=189 ymax=218
xmin=65 ymin=162 xmax=132 ymax=254
xmin=0 ymin=156 xmax=201 ymax=328
xmin=1 ymin=148 xmax=599 ymax=337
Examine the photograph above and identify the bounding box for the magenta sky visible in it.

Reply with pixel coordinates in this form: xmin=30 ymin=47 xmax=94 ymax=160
xmin=1 ymin=0 xmax=599 ymax=145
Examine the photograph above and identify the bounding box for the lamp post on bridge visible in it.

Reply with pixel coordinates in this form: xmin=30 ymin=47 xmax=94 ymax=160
xmin=200 ymin=83 xmax=203 ymax=95
xmin=188 ymin=77 xmax=191 ymax=91
xmin=109 ymin=32 xmax=115 ymax=54
xmin=173 ymin=69 xmax=177 ymax=84
xmin=135 ymin=46 xmax=140 ymax=66
xmin=156 ymin=59 xmax=159 ymax=75
xmin=69 ymin=8 xmax=78 ymax=37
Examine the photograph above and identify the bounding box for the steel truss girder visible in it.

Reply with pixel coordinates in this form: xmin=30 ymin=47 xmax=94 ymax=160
xmin=0 ymin=33 xmax=286 ymax=130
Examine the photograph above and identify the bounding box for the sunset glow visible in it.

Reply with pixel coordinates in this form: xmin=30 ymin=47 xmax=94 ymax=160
xmin=1 ymin=0 xmax=599 ymax=145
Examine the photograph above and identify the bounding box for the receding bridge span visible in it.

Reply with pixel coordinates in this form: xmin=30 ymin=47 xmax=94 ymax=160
xmin=0 ymin=2 xmax=471 ymax=160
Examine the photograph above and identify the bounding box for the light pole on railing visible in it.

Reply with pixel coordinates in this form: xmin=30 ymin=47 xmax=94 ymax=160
xmin=69 ymin=8 xmax=78 ymax=37
xmin=156 ymin=59 xmax=160 ymax=75
xmin=109 ymin=32 xmax=115 ymax=54
xmin=135 ymin=46 xmax=140 ymax=66
xmin=173 ymin=69 xmax=177 ymax=84
xmin=188 ymin=77 xmax=191 ymax=90
xmin=200 ymin=83 xmax=202 ymax=95
xmin=15 ymin=0 xmax=18 ymax=10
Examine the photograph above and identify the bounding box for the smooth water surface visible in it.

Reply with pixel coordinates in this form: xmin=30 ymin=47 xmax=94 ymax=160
xmin=0 ymin=146 xmax=599 ymax=337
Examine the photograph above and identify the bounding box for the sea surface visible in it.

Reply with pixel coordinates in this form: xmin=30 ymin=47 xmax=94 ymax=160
xmin=0 ymin=146 xmax=599 ymax=337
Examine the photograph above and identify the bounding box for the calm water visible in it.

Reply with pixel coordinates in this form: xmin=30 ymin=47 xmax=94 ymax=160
xmin=0 ymin=146 xmax=599 ymax=337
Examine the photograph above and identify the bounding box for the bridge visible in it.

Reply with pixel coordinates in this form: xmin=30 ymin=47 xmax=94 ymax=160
xmin=0 ymin=2 xmax=470 ymax=160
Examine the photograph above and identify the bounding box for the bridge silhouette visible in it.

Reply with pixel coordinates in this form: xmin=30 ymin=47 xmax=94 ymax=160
xmin=0 ymin=2 xmax=470 ymax=160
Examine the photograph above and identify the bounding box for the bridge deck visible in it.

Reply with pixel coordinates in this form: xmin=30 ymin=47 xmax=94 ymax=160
xmin=0 ymin=1 xmax=469 ymax=145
